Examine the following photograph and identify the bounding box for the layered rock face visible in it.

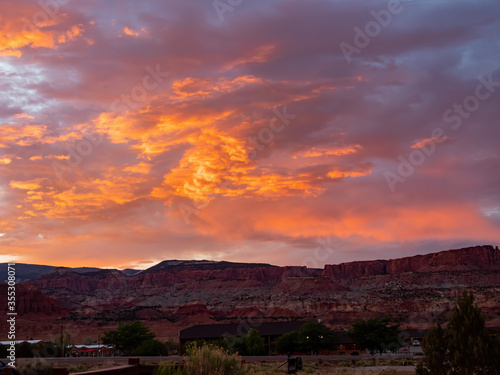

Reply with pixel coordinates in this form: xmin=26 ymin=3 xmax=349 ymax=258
xmin=323 ymin=245 xmax=500 ymax=279
xmin=1 ymin=245 xmax=499 ymax=341
xmin=0 ymin=283 xmax=67 ymax=315
xmin=386 ymin=245 xmax=500 ymax=273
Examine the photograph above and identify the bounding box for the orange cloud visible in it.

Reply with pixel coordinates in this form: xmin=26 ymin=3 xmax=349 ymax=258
xmin=0 ymin=123 xmax=87 ymax=148
xmin=11 ymin=173 xmax=149 ymax=220
xmin=224 ymin=44 xmax=276 ymax=70
xmin=123 ymin=27 xmax=140 ymax=36
xmin=0 ymin=1 xmax=85 ymax=57
xmin=326 ymin=169 xmax=370 ymax=179
xmin=295 ymin=145 xmax=362 ymax=158
xmin=123 ymin=162 xmax=152 ymax=174
xmin=411 ymin=136 xmax=449 ymax=149
xmin=9 ymin=180 xmax=43 ymax=190
xmin=152 ymin=128 xmax=325 ymax=203
xmin=171 ymin=76 xmax=263 ymax=100
xmin=0 ymin=21 xmax=85 ymax=56
xmin=29 ymin=155 xmax=70 ymax=161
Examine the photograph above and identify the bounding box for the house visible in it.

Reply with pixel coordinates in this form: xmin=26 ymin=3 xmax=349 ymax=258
xmin=400 ymin=329 xmax=428 ymax=347
xmin=179 ymin=322 xmax=369 ymax=355
xmin=179 ymin=321 xmax=305 ymax=355
xmin=320 ymin=332 xmax=365 ymax=355
xmin=0 ymin=340 xmax=45 ymax=346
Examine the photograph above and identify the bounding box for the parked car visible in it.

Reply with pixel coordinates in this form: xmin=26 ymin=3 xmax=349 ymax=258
xmin=413 ymin=340 xmax=420 ymax=346
xmin=0 ymin=361 xmax=18 ymax=375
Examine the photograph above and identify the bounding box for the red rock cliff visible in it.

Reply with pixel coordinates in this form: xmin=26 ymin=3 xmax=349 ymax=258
xmin=323 ymin=245 xmax=500 ymax=280
xmin=0 ymin=283 xmax=67 ymax=315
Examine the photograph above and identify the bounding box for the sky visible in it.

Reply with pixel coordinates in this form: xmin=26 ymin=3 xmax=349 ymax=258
xmin=0 ymin=0 xmax=499 ymax=270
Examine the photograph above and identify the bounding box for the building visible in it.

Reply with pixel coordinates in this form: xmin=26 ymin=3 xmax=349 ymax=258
xmin=0 ymin=340 xmax=45 ymax=346
xmin=0 ymin=340 xmax=47 ymax=356
xmin=179 ymin=321 xmax=305 ymax=355
xmin=179 ymin=322 xmax=368 ymax=355
xmin=324 ymin=332 xmax=364 ymax=355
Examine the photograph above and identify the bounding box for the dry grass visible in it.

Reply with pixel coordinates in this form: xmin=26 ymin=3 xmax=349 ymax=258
xmin=247 ymin=360 xmax=414 ymax=374
xmin=16 ymin=358 xmax=415 ymax=375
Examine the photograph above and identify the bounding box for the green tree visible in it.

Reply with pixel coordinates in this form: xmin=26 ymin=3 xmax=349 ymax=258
xmin=448 ymin=291 xmax=489 ymax=375
xmin=133 ymin=339 xmax=168 ymax=356
xmin=447 ymin=291 xmax=491 ymax=374
xmin=275 ymin=331 xmax=300 ymax=354
xmin=217 ymin=335 xmax=245 ymax=355
xmin=102 ymin=321 xmax=155 ymax=355
xmin=348 ymin=316 xmax=401 ymax=355
xmin=418 ymin=291 xmax=500 ymax=375
xmin=488 ymin=335 xmax=500 ymax=372
xmin=275 ymin=321 xmax=335 ymax=354
xmin=244 ymin=328 xmax=265 ymax=356
xmin=297 ymin=320 xmax=336 ymax=354
xmin=416 ymin=322 xmax=449 ymax=375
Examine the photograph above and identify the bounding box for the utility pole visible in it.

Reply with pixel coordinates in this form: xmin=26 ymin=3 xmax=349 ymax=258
xmin=60 ymin=320 xmax=64 ymax=357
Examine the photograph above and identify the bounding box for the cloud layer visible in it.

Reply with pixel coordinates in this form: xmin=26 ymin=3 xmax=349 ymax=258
xmin=1 ymin=0 xmax=499 ymax=268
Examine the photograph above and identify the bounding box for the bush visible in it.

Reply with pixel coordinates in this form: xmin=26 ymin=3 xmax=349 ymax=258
xmin=275 ymin=320 xmax=336 ymax=354
xmin=243 ymin=329 xmax=265 ymax=356
xmin=133 ymin=339 xmax=168 ymax=356
xmin=102 ymin=321 xmax=155 ymax=355
xmin=183 ymin=344 xmax=248 ymax=375
xmin=275 ymin=331 xmax=299 ymax=354
xmin=152 ymin=362 xmax=182 ymax=375
xmin=165 ymin=339 xmax=180 ymax=355
xmin=17 ymin=360 xmax=52 ymax=375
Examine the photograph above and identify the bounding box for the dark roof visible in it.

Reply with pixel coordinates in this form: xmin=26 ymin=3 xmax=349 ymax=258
xmin=488 ymin=327 xmax=500 ymax=334
xmin=401 ymin=327 xmax=500 ymax=338
xmin=401 ymin=329 xmax=429 ymax=337
xmin=179 ymin=321 xmax=305 ymax=340
xmin=333 ymin=331 xmax=354 ymax=344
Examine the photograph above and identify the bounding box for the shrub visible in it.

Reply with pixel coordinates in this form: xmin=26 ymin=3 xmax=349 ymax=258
xmin=17 ymin=360 xmax=52 ymax=375
xmin=165 ymin=339 xmax=180 ymax=355
xmin=152 ymin=362 xmax=182 ymax=375
xmin=243 ymin=329 xmax=265 ymax=356
xmin=183 ymin=344 xmax=248 ymax=375
xmin=133 ymin=339 xmax=168 ymax=356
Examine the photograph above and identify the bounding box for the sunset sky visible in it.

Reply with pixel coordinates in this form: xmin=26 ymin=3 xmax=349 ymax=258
xmin=0 ymin=0 xmax=499 ymax=269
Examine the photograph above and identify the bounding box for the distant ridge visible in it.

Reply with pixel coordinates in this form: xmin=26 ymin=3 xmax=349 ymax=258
xmin=3 ymin=244 xmax=500 ymax=341
xmin=138 ymin=259 xmax=277 ymax=274
xmin=3 ymin=245 xmax=498 ymax=282
xmin=0 ymin=263 xmax=136 ymax=282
